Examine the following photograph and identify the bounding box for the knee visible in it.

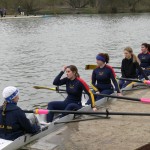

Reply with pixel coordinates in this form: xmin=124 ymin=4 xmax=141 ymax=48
xmin=65 ymin=103 xmax=79 ymax=110
xmin=47 ymin=102 xmax=53 ymax=109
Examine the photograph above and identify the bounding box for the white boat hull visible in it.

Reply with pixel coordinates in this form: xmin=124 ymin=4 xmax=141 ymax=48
xmin=0 ymin=80 xmax=148 ymax=150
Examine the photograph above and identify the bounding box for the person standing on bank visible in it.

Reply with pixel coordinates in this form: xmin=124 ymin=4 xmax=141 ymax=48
xmin=47 ymin=65 xmax=97 ymax=122
xmin=86 ymin=53 xmax=122 ymax=104
xmin=0 ymin=86 xmax=40 ymax=141
xmin=119 ymin=47 xmax=148 ymax=89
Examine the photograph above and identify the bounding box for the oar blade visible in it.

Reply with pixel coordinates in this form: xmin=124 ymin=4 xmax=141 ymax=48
xmin=33 ymin=86 xmax=56 ymax=91
xmin=85 ymin=65 xmax=97 ymax=70
xmin=33 ymin=86 xmax=43 ymax=89
xmin=140 ymin=98 xmax=150 ymax=103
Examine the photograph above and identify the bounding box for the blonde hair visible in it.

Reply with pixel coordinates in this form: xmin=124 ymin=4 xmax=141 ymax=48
xmin=124 ymin=47 xmax=139 ymax=63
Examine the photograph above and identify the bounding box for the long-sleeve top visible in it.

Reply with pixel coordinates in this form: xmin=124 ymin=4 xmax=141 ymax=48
xmin=121 ymin=57 xmax=148 ymax=80
xmin=91 ymin=65 xmax=120 ymax=93
xmin=53 ymin=71 xmax=95 ymax=108
xmin=138 ymin=52 xmax=150 ymax=68
xmin=0 ymin=103 xmax=40 ymax=140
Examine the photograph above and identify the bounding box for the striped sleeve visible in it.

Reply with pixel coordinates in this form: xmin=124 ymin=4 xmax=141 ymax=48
xmin=106 ymin=65 xmax=120 ymax=93
xmin=77 ymin=77 xmax=95 ymax=108
xmin=91 ymin=70 xmax=98 ymax=92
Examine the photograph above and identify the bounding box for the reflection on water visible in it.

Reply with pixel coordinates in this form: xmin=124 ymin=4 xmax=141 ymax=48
xmin=0 ymin=13 xmax=150 ymax=108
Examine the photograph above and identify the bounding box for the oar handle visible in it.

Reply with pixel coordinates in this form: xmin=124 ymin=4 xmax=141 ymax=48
xmin=144 ymin=80 xmax=150 ymax=85
xmin=24 ymin=110 xmax=34 ymax=113
xmin=140 ymin=98 xmax=150 ymax=103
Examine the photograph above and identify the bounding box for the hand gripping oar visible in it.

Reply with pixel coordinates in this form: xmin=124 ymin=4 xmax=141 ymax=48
xmin=33 ymin=86 xmax=150 ymax=103
xmin=117 ymin=77 xmax=150 ymax=85
xmin=85 ymin=64 xmax=121 ymax=70
xmin=24 ymin=109 xmax=150 ymax=117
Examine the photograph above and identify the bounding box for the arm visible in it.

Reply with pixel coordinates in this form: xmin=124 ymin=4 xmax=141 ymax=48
xmin=110 ymin=68 xmax=121 ymax=93
xmin=78 ymin=78 xmax=96 ymax=108
xmin=135 ymin=62 xmax=149 ymax=80
xmin=53 ymin=71 xmax=67 ymax=86
xmin=17 ymin=110 xmax=40 ymax=134
xmin=121 ymin=60 xmax=126 ymax=78
xmin=91 ymin=70 xmax=98 ymax=92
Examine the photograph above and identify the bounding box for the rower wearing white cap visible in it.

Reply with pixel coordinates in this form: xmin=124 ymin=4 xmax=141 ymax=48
xmin=0 ymin=86 xmax=40 ymax=140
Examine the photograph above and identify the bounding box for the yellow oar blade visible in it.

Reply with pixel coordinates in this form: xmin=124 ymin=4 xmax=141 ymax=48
xmin=33 ymin=86 xmax=56 ymax=91
xmin=85 ymin=64 xmax=97 ymax=70
xmin=85 ymin=64 xmax=122 ymax=70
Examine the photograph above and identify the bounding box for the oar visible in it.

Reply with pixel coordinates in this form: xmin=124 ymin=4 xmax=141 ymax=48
xmin=24 ymin=109 xmax=150 ymax=117
xmin=93 ymin=93 xmax=150 ymax=103
xmin=54 ymin=116 xmax=109 ymax=124
xmin=85 ymin=64 xmax=121 ymax=70
xmin=33 ymin=86 xmax=57 ymax=91
xmin=117 ymin=77 xmax=150 ymax=85
xmin=33 ymin=86 xmax=150 ymax=103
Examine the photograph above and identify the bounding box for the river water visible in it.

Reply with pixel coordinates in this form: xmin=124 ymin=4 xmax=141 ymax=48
xmin=0 ymin=13 xmax=150 ymax=109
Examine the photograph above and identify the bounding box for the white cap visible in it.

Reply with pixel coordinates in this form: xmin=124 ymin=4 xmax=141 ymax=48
xmin=2 ymin=86 xmax=19 ymax=102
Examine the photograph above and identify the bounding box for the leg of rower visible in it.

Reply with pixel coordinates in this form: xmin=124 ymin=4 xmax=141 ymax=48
xmin=46 ymin=101 xmax=67 ymax=122
xmin=122 ymin=81 xmax=132 ymax=88
xmin=119 ymin=79 xmax=125 ymax=89
xmin=62 ymin=103 xmax=82 ymax=116
xmin=96 ymin=89 xmax=114 ymax=101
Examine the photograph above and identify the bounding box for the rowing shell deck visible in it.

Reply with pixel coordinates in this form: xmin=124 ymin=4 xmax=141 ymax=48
xmin=0 ymin=92 xmax=113 ymax=150
xmin=0 ymin=81 xmax=148 ymax=150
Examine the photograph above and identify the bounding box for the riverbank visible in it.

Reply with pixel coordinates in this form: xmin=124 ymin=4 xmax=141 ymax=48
xmin=23 ymin=86 xmax=150 ymax=150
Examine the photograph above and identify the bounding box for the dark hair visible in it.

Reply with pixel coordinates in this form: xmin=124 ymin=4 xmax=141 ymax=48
xmin=67 ymin=65 xmax=80 ymax=77
xmin=98 ymin=53 xmax=109 ymax=64
xmin=141 ymin=43 xmax=148 ymax=49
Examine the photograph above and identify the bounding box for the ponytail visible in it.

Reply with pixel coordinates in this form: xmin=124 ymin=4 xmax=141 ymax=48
xmin=132 ymin=53 xmax=139 ymax=63
xmin=2 ymin=101 xmax=7 ymax=116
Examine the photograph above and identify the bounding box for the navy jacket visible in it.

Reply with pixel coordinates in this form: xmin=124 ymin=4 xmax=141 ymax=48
xmin=53 ymin=71 xmax=95 ymax=108
xmin=138 ymin=52 xmax=150 ymax=68
xmin=91 ymin=65 xmax=120 ymax=93
xmin=0 ymin=103 xmax=40 ymax=140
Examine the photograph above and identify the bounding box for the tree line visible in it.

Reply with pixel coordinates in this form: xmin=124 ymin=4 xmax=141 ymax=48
xmin=0 ymin=0 xmax=150 ymax=15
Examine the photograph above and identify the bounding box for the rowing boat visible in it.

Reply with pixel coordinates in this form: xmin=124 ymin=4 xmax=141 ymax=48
xmin=0 ymin=15 xmax=53 ymax=20
xmin=0 ymin=80 xmax=148 ymax=150
xmin=0 ymin=92 xmax=114 ymax=150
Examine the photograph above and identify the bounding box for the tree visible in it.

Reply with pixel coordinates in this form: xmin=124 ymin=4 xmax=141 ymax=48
xmin=22 ymin=0 xmax=41 ymax=15
xmin=128 ymin=0 xmax=141 ymax=12
xmin=66 ymin=0 xmax=91 ymax=8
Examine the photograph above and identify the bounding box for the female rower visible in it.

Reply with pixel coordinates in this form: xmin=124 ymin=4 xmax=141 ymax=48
xmin=86 ymin=53 xmax=122 ymax=104
xmin=0 ymin=86 xmax=40 ymax=140
xmin=46 ymin=65 xmax=97 ymax=122
xmin=119 ymin=47 xmax=148 ymax=89
xmin=138 ymin=43 xmax=150 ymax=79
